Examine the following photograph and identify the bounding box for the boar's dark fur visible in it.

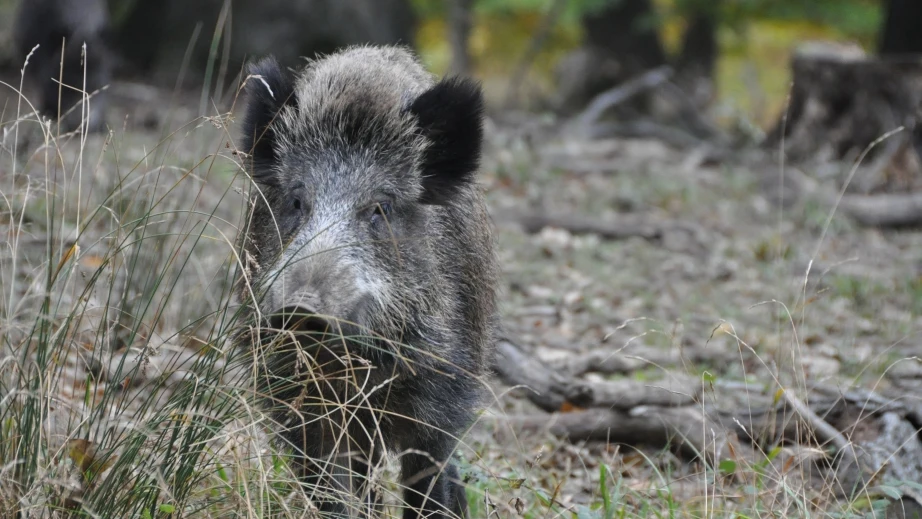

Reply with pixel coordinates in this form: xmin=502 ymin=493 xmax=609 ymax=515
xmin=235 ymin=46 xmax=498 ymax=519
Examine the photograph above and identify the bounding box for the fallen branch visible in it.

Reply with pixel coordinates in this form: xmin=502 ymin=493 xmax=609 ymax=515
xmin=777 ymin=388 xmax=879 ymax=492
xmin=848 ymin=130 xmax=906 ymax=194
xmin=704 ymin=386 xmax=850 ymax=447
xmin=658 ymin=80 xmax=726 ymax=142
xmin=570 ymin=66 xmax=674 ymax=132
xmin=780 ymin=389 xmax=856 ymax=455
xmin=587 ymin=119 xmax=706 ymax=149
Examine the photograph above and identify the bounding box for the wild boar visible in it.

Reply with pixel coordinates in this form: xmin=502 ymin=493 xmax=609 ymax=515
xmin=236 ymin=45 xmax=498 ymax=519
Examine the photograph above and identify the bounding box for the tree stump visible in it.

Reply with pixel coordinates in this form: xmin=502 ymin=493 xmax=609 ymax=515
xmin=766 ymin=42 xmax=922 ymax=194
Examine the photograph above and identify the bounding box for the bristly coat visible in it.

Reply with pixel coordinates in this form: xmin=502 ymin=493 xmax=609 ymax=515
xmin=236 ymin=45 xmax=499 ymax=519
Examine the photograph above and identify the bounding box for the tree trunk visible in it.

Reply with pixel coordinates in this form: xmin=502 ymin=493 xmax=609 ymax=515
xmin=879 ymin=0 xmax=922 ymax=56
xmin=554 ymin=0 xmax=667 ymax=113
xmin=554 ymin=0 xmax=721 ymax=119
xmin=582 ymin=0 xmax=667 ymax=73
xmin=108 ymin=0 xmax=418 ymax=86
xmin=675 ymin=11 xmax=718 ymax=109
xmin=447 ymin=0 xmax=474 ymax=77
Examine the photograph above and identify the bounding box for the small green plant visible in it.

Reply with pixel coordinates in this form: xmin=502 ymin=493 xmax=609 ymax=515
xmin=907 ymin=276 xmax=922 ymax=316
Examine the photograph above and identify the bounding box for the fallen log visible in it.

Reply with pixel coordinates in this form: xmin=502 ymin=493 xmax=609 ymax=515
xmin=493 ymin=209 xmax=662 ymax=241
xmin=493 ymin=337 xmax=702 ymax=412
xmin=565 ymin=374 xmax=701 ymax=410
xmin=492 ymin=337 xmax=576 ymax=413
xmin=837 ymin=192 xmax=922 ymax=227
xmin=505 ymin=406 xmax=757 ymax=466
xmin=552 ymin=344 xmax=740 ymax=377
xmin=492 ymin=209 xmax=711 ymax=255
xmin=788 ymin=165 xmax=922 ymax=227
xmin=551 ymin=348 xmax=660 ymax=377
xmin=493 ymin=332 xmax=922 ymax=500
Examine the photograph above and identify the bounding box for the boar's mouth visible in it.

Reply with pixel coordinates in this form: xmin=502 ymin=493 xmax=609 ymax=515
xmin=266 ymin=304 xmax=341 ymax=351
xmin=261 ymin=304 xmax=371 ymax=379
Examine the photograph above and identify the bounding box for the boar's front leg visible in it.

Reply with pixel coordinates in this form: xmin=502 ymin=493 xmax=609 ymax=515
xmin=290 ymin=434 xmax=383 ymax=519
xmin=400 ymin=438 xmax=468 ymax=519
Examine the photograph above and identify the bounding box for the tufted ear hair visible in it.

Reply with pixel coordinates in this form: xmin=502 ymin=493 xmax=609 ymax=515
xmin=240 ymin=56 xmax=297 ymax=174
xmin=409 ymin=76 xmax=484 ymax=205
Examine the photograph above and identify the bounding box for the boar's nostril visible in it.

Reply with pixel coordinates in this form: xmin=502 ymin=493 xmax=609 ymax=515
xmin=268 ymin=305 xmax=333 ymax=337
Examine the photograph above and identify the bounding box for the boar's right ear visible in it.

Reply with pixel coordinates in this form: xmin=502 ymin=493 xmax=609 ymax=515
xmin=410 ymin=76 xmax=484 ymax=205
xmin=240 ymin=56 xmax=296 ymax=174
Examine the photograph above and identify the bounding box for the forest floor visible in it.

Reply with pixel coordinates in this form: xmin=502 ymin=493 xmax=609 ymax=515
xmin=2 ymin=77 xmax=921 ymax=518
xmin=465 ymin=109 xmax=922 ymax=518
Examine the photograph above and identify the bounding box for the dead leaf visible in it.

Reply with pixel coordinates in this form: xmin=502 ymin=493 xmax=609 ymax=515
xmin=511 ymin=497 xmax=525 ymax=515
xmin=67 ymin=439 xmax=95 ymax=473
xmin=782 ymin=453 xmax=796 ymax=474
xmin=559 ymin=401 xmax=583 ymax=413
xmin=52 ymin=242 xmax=80 ymax=282
xmin=79 ymin=255 xmax=106 ymax=269
xmin=66 ymin=438 xmax=117 ymax=485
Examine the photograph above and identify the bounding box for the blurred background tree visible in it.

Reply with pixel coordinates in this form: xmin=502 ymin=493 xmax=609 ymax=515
xmin=0 ymin=0 xmax=892 ymax=130
xmin=411 ymin=0 xmax=883 ymax=127
xmin=878 ymin=0 xmax=922 ymax=56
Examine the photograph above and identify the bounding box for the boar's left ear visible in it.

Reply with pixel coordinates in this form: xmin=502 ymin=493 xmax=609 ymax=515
xmin=409 ymin=76 xmax=484 ymax=205
xmin=240 ymin=56 xmax=297 ymax=176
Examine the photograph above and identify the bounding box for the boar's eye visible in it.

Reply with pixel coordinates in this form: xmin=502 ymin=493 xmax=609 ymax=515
xmin=369 ymin=201 xmax=393 ymax=225
xmin=284 ymin=193 xmax=308 ymax=232
xmin=288 ymin=188 xmax=308 ymax=216
xmin=275 ymin=187 xmax=308 ymax=237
